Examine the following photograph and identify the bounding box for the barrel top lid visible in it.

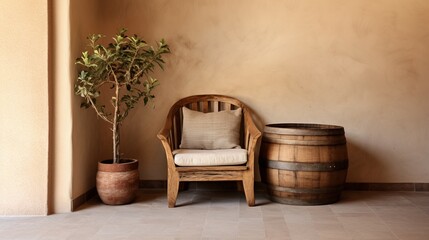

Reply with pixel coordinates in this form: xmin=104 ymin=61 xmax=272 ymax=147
xmin=264 ymin=123 xmax=345 ymax=135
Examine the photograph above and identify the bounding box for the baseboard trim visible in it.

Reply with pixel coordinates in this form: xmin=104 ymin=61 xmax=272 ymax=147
xmin=71 ymin=187 xmax=97 ymax=211
xmin=139 ymin=180 xmax=167 ymax=189
xmin=138 ymin=180 xmax=429 ymax=192
xmin=344 ymin=182 xmax=429 ymax=192
xmin=71 ymin=181 xmax=429 ymax=211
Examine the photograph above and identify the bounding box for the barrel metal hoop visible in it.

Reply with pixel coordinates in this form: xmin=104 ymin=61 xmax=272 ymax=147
xmin=260 ymin=158 xmax=348 ymax=172
xmin=267 ymin=184 xmax=344 ymax=194
xmin=268 ymin=195 xmax=340 ymax=205
xmin=264 ymin=124 xmax=345 ymax=136
xmin=262 ymin=136 xmax=346 ymax=146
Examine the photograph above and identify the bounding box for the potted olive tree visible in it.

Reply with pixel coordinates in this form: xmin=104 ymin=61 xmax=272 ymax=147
xmin=75 ymin=29 xmax=170 ymax=205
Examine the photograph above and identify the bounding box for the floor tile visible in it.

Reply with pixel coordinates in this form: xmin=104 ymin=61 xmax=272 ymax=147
xmin=1 ymin=190 xmax=429 ymax=240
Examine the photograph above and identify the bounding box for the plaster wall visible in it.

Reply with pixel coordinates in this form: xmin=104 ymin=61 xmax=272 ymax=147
xmin=97 ymin=0 xmax=429 ymax=183
xmin=49 ymin=0 xmax=102 ymax=213
xmin=49 ymin=0 xmax=73 ymax=213
xmin=70 ymin=0 xmax=102 ymax=206
xmin=0 ymin=0 xmax=49 ymax=215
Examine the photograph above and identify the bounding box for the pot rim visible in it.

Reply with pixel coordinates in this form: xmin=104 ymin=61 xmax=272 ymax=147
xmin=98 ymin=158 xmax=139 ymax=172
xmin=99 ymin=158 xmax=138 ymax=164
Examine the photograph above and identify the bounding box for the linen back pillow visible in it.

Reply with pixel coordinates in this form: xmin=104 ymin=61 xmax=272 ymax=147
xmin=180 ymin=107 xmax=242 ymax=149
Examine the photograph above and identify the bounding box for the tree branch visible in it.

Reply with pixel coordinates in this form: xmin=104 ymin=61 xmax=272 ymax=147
xmin=87 ymin=96 xmax=113 ymax=125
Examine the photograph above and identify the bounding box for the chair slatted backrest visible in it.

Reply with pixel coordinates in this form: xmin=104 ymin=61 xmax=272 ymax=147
xmin=166 ymin=95 xmax=247 ymax=150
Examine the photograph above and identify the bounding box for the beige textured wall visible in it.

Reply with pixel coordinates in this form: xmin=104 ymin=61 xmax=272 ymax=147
xmin=93 ymin=0 xmax=429 ymax=183
xmin=50 ymin=0 xmax=103 ymax=213
xmin=70 ymin=0 xmax=102 ymax=206
xmin=50 ymin=0 xmax=74 ymax=213
xmin=0 ymin=0 xmax=49 ymax=215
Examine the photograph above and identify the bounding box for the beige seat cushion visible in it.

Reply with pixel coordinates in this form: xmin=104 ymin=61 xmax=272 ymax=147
xmin=173 ymin=149 xmax=247 ymax=166
xmin=180 ymin=107 xmax=242 ymax=149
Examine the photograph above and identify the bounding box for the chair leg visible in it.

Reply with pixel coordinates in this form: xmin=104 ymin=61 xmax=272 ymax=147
xmin=242 ymin=175 xmax=255 ymax=206
xmin=168 ymin=173 xmax=180 ymax=208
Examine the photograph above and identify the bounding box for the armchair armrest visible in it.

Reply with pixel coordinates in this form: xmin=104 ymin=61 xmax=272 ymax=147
xmin=242 ymin=108 xmax=262 ymax=170
xmin=243 ymin=108 xmax=261 ymax=150
xmin=157 ymin=111 xmax=177 ymax=171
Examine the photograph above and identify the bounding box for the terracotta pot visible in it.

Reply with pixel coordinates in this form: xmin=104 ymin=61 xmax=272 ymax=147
xmin=96 ymin=159 xmax=139 ymax=205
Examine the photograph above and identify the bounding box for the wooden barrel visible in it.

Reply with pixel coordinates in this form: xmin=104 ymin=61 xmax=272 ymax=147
xmin=259 ymin=123 xmax=348 ymax=205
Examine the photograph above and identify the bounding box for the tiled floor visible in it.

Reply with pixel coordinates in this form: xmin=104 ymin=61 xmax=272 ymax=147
xmin=1 ymin=190 xmax=429 ymax=240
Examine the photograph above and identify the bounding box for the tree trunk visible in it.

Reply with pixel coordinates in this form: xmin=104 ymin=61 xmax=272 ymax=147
xmin=112 ymin=122 xmax=120 ymax=163
xmin=112 ymin=82 xmax=120 ymax=163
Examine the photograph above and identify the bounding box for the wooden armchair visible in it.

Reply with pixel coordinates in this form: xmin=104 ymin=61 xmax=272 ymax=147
xmin=157 ymin=95 xmax=261 ymax=207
